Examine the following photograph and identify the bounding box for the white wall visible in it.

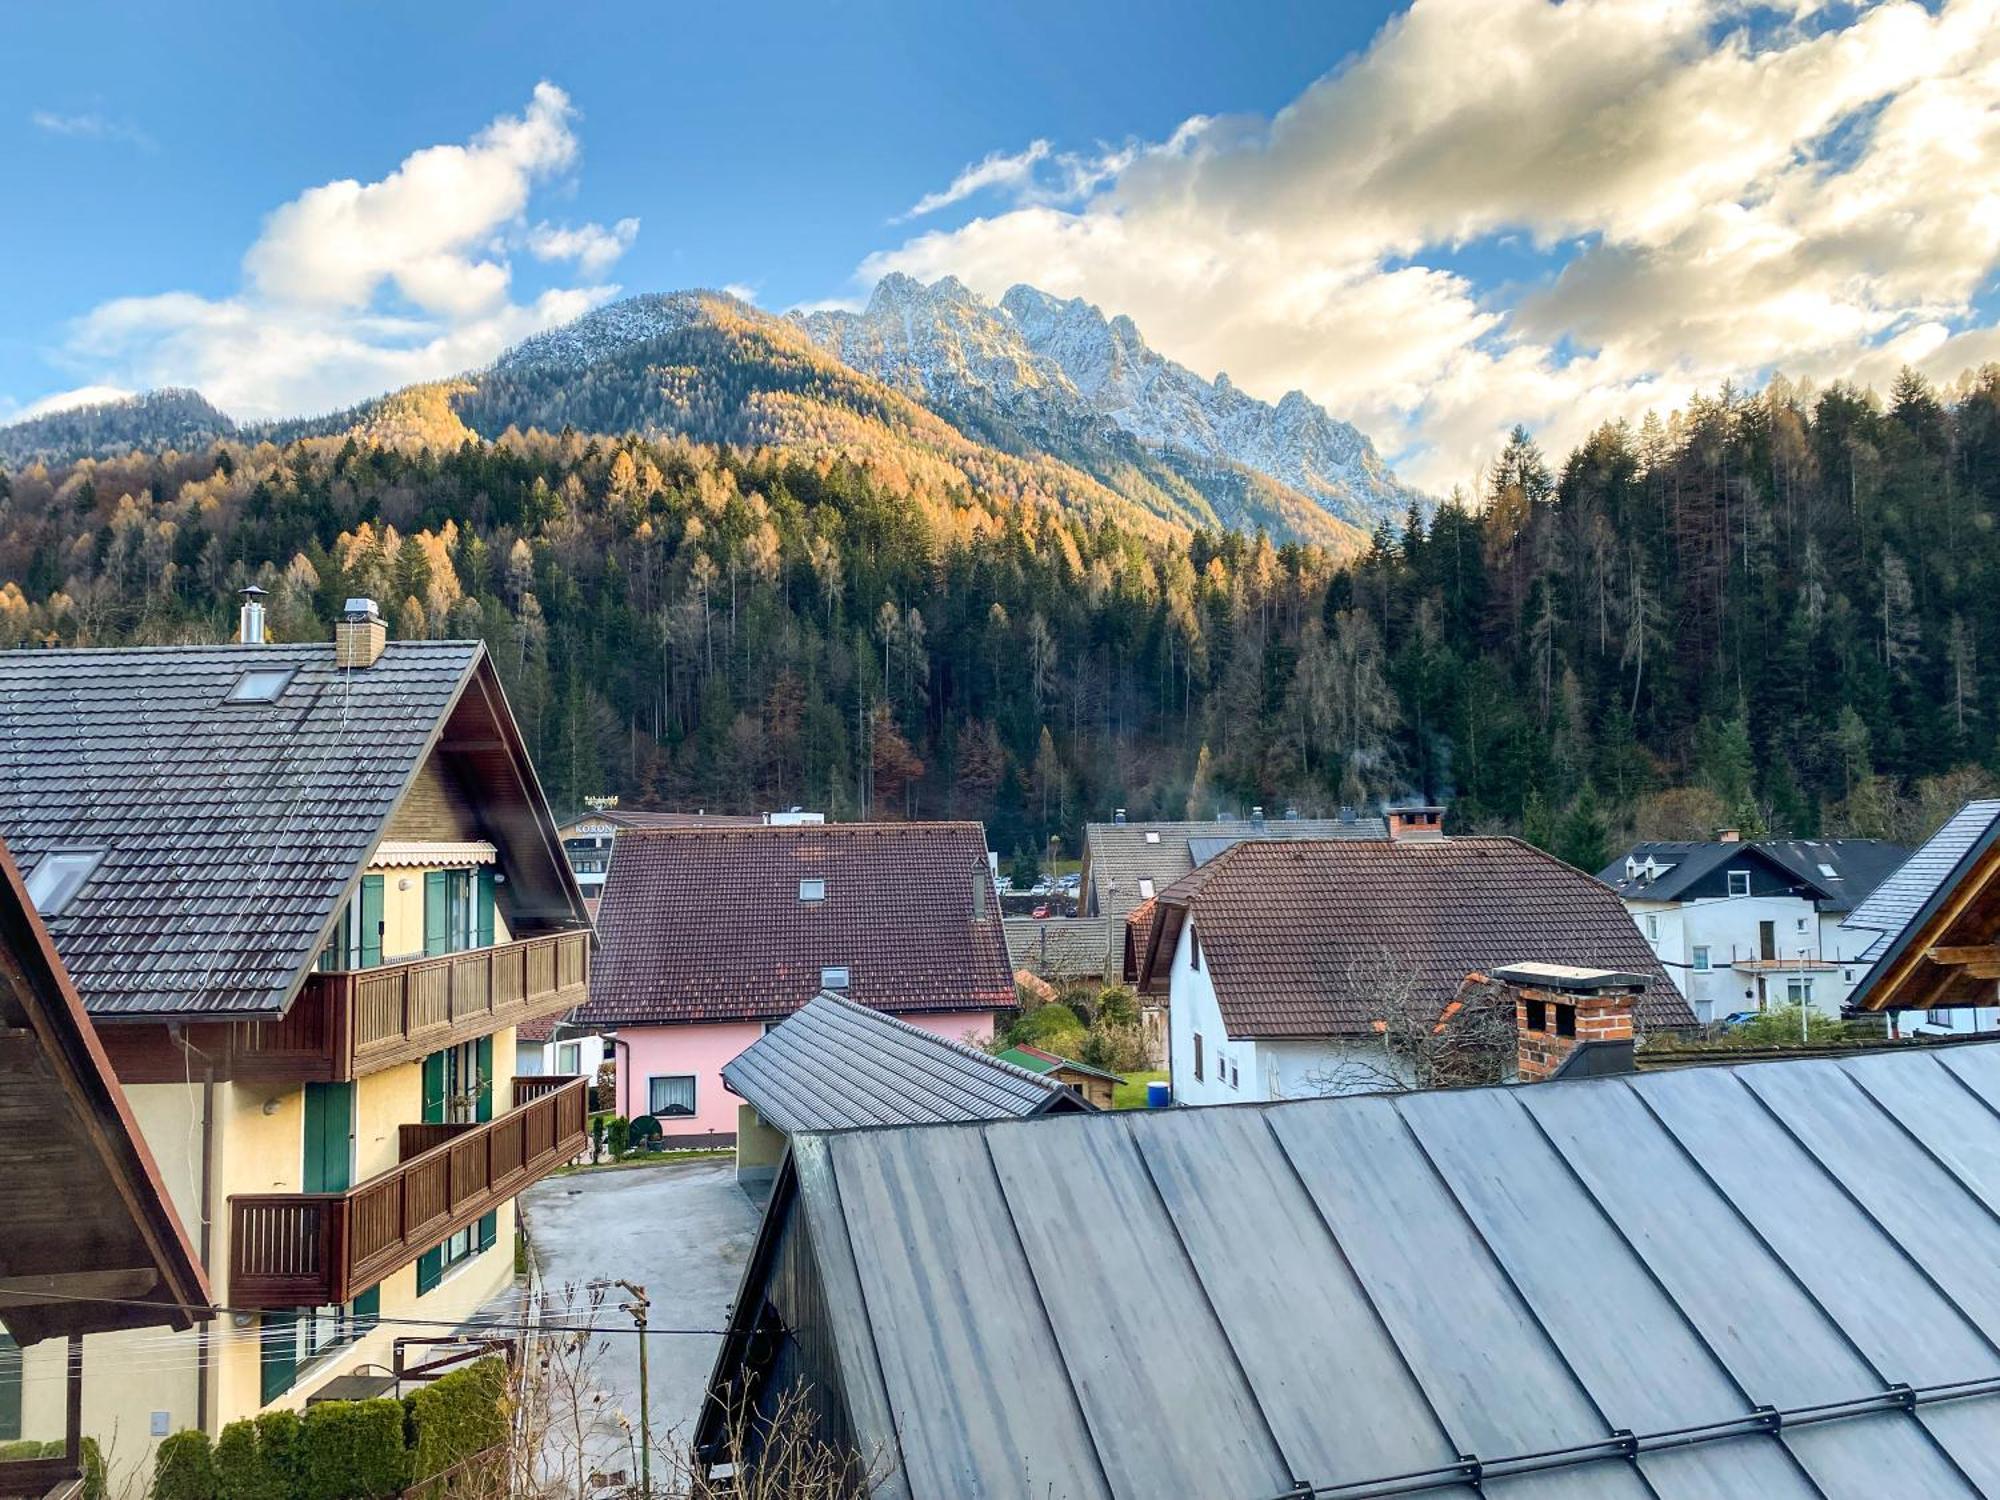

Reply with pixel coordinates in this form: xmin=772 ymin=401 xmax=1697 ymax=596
xmin=516 ymin=1030 xmax=605 ymax=1081
xmin=1627 ymin=893 xmax=1877 ymax=1023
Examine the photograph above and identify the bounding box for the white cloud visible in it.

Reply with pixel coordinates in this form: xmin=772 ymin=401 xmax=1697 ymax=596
xmin=13 ymin=384 xmax=135 ymax=421
xmin=29 ymin=109 xmax=155 ymax=151
xmin=855 ymin=0 xmax=2000 ymax=493
xmin=721 ymin=283 xmax=758 ymax=305
xmin=903 ymin=141 xmax=1051 ymax=219
xmin=35 ymin=82 xmax=635 ymax=422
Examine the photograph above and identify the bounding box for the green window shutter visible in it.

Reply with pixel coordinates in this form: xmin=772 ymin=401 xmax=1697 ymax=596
xmin=0 ymin=1335 xmax=20 ymax=1440
xmin=422 ymin=1049 xmax=448 ymax=1125
xmin=359 ymin=874 xmax=385 ymax=968
xmin=416 ymin=1246 xmax=442 ymax=1297
xmin=476 ymin=1211 xmax=496 ymax=1252
xmin=423 ymin=871 xmax=451 ymax=956
xmin=302 ymin=1082 xmax=355 ymax=1193
xmin=477 ymin=867 xmax=496 ymax=948
xmin=260 ymin=1312 xmax=298 ymax=1405
xmin=352 ymin=1283 xmax=380 ymax=1327
xmin=475 ymin=1035 xmax=494 ymax=1122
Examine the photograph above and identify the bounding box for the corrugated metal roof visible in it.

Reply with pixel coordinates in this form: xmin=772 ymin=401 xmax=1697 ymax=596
xmin=720 ymin=990 xmax=1082 ymax=1132
xmin=715 ymin=1044 xmax=2000 ymax=1499
xmin=1845 ymin=801 xmax=2000 ymax=937
xmin=0 ymin=640 xmax=484 ymax=1016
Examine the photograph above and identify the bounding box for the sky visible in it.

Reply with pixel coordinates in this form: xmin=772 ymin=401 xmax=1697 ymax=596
xmin=3 ymin=0 xmax=1996 ymax=493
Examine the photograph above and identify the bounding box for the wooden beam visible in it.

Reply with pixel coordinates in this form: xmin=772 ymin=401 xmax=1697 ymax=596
xmin=0 ymin=1028 xmax=38 ymax=1073
xmin=1926 ymin=944 xmax=2000 ymax=964
xmin=0 ymin=1269 xmax=159 ymax=1308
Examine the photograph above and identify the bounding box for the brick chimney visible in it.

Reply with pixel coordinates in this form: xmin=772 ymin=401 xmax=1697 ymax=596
xmin=1491 ymin=962 xmax=1646 ymax=1081
xmin=1716 ymin=827 xmax=1742 ymax=843
xmin=1386 ymin=805 xmax=1446 ymax=842
xmin=335 ymin=597 xmax=386 ymax=669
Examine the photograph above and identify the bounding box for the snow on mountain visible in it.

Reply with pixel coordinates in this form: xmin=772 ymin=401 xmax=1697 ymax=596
xmin=802 ymin=274 xmax=1424 ymax=530
xmin=495 ymin=292 xmax=714 ymax=375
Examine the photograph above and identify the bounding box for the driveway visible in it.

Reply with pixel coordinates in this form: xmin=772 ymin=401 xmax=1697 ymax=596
xmin=500 ymin=1157 xmax=761 ymax=1474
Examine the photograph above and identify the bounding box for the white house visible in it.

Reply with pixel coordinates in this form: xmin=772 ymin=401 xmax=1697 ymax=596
xmin=514 ymin=1012 xmax=607 ymax=1081
xmin=1137 ymin=811 xmax=1692 ymax=1104
xmin=1598 ymin=836 xmax=1909 ymax=1024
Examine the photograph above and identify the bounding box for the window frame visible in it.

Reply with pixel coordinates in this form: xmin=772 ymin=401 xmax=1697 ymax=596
xmin=224 ymin=665 xmax=298 ymax=704
xmin=798 ymin=878 xmax=826 ymax=902
xmin=648 ymin=1074 xmax=698 ymax=1118
xmin=1727 ymin=870 xmax=1752 ymax=897
xmin=1192 ymin=1031 xmax=1204 ymax=1082
xmin=556 ymin=1041 xmax=582 ymax=1075
xmin=1692 ymin=946 xmax=1711 ymax=972
xmin=24 ymin=849 xmax=106 ymax=917
xmin=820 ymin=965 xmax=851 ymax=991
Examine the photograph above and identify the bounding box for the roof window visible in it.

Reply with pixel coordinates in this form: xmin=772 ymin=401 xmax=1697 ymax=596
xmin=1138 ymin=878 xmax=1156 ymax=899
xmin=821 ymin=965 xmax=850 ymax=991
xmin=1144 ymin=831 xmax=1161 ymax=844
xmin=1817 ymin=863 xmax=1840 ymax=879
xmin=25 ymin=850 xmax=105 ymax=917
xmin=799 ymin=878 xmax=826 ymax=902
xmin=225 ymin=666 xmax=296 ymax=704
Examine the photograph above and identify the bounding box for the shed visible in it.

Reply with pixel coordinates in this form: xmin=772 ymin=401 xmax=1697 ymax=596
xmin=699 ymin=1043 xmax=2000 ymax=1498
xmin=994 ymin=1044 xmax=1125 ymax=1109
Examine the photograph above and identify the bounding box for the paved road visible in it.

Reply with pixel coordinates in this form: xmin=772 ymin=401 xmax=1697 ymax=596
xmin=499 ymin=1158 xmax=761 ymax=1477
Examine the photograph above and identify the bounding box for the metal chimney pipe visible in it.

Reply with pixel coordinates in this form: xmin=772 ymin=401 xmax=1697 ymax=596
xmin=237 ymin=585 xmax=268 ymax=645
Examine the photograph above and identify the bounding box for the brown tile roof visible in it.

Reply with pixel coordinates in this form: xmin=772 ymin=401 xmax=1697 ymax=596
xmin=1122 ymin=896 xmax=1158 ymax=982
xmin=1143 ymin=837 xmax=1692 ymax=1038
xmin=576 ymin=822 xmax=1013 ymax=1026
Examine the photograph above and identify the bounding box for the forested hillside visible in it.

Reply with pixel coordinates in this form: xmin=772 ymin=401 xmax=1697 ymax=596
xmin=1 ymin=364 xmax=1996 ymax=869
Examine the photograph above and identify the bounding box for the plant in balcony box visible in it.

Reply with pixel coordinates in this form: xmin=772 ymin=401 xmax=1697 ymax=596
xmin=151 ymin=1429 xmax=216 ymax=1500
xmin=296 ymin=1399 xmax=408 ymax=1500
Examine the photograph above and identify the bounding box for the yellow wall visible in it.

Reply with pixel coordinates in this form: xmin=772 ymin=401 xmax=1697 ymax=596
xmin=373 ymin=863 xmax=512 ymax=962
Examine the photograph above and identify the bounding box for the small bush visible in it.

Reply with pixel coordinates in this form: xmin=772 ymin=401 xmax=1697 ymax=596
xmin=297 ymin=1399 xmax=408 ymax=1500
xmin=252 ymin=1410 xmax=301 ymax=1490
xmin=406 ymin=1357 xmax=508 ymax=1492
xmin=606 ymin=1115 xmax=631 ymax=1157
xmin=1094 ymin=987 xmax=1138 ymax=1026
xmin=1008 ymin=1001 xmax=1086 ymax=1056
xmin=82 ymin=1436 xmax=105 ymax=1500
xmin=215 ymin=1412 xmax=293 ymax=1500
xmin=152 ymin=1428 xmax=216 ymax=1500
xmin=0 ymin=1440 xmax=61 ymax=1460
xmin=1729 ymin=1004 xmax=1846 ymax=1045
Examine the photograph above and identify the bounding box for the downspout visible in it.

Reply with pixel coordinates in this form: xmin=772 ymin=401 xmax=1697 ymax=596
xmin=609 ymin=1033 xmax=632 ymax=1122
xmin=169 ymin=1025 xmax=217 ymax=1434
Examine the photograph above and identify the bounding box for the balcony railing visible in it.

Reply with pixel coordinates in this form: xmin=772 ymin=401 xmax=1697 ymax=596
xmin=229 ymin=1075 xmax=589 ymax=1308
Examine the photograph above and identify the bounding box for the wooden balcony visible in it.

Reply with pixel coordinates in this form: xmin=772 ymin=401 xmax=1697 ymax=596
xmin=229 ymin=1075 xmax=589 ymax=1308
xmin=100 ymin=930 xmax=591 ymax=1085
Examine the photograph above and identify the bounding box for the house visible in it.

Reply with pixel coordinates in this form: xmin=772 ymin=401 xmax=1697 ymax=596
xmin=0 ymin=837 xmax=210 ymax=1497
xmin=699 ymin=1029 xmax=2000 ymax=1498
xmin=994 ymin=1044 xmax=1124 ymax=1109
xmin=557 ymin=806 xmax=821 ymax=899
xmin=0 ymin=599 xmax=592 ymax=1467
xmin=573 ymin=821 xmax=1013 ymax=1145
xmin=1002 ymin=916 xmax=1109 ymax=984
xmin=1078 ymin=808 xmax=1386 ymax=976
xmin=719 ymin=990 xmax=1091 ymax=1186
xmin=514 ymin=1010 xmax=606 ymax=1084
xmin=1139 ymin=813 xmax=1691 ymax=1104
xmin=1843 ymin=800 xmax=2000 ymax=1035
xmin=1598 ymin=834 xmax=1907 ymax=1022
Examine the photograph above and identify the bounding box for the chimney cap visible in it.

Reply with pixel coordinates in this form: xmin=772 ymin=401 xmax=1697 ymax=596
xmin=238 ymin=584 xmax=268 ymax=600
xmin=343 ymin=596 xmax=382 ymax=621
xmin=1490 ymin=961 xmax=1648 ymax=994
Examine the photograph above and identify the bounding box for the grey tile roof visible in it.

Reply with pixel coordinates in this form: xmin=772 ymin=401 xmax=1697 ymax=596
xmin=1084 ymin=815 xmax=1387 ymax=929
xmin=1602 ymin=838 xmax=1909 ymax=911
xmin=1003 ymin=916 xmax=1109 ymax=978
xmin=720 ymin=990 xmax=1084 ymax=1133
xmin=1845 ymin=801 xmax=2000 ymax=938
xmin=0 ymin=640 xmax=481 ymax=1017
xmin=709 ymin=1044 xmax=2000 ymax=1499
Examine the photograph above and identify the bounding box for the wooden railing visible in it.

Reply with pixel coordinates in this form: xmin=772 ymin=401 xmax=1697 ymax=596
xmin=229 ymin=1076 xmax=589 ymax=1308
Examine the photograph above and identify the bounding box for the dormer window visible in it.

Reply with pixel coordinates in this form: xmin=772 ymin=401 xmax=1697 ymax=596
xmin=821 ymin=965 xmax=850 ymax=991
xmin=25 ymin=850 xmax=105 ymax=916
xmin=799 ymin=878 xmax=825 ymax=902
xmin=225 ymin=666 xmax=296 ymax=704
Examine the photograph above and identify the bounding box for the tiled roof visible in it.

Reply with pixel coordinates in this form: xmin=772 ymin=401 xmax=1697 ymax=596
xmin=1004 ymin=916 xmax=1109 ymax=978
xmin=1845 ymin=801 xmax=2000 ymax=939
xmin=576 ymin=821 xmax=1013 ymax=1026
xmin=605 ymin=809 xmax=767 ymax=829
xmin=1152 ymin=837 xmax=1691 ymax=1037
xmin=1084 ymin=816 xmax=1385 ymax=925
xmin=722 ymin=990 xmax=1083 ymax=1133
xmin=1600 ymin=838 xmax=1908 ymax=911
xmin=0 ymin=640 xmax=484 ymax=1017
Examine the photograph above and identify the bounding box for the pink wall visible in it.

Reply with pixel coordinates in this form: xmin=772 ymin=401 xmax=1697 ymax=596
xmin=612 ymin=1010 xmax=998 ymax=1144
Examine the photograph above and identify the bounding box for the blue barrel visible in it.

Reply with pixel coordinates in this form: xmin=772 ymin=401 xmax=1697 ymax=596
xmin=1146 ymin=1080 xmax=1172 ymax=1109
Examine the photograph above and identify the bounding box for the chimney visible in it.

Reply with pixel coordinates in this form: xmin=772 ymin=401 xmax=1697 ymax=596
xmin=1284 ymin=807 xmax=1300 ymax=822
xmin=1113 ymin=808 xmax=1127 ymax=826
xmin=1716 ymin=827 xmax=1742 ymax=843
xmin=1491 ymin=962 xmax=1645 ymax=1081
xmin=335 ymin=597 xmax=386 ymax=669
xmin=1250 ymin=805 xmax=1266 ymax=828
xmin=237 ymin=585 xmax=268 ymax=645
xmin=1386 ymin=805 xmax=1446 ymax=842
xmin=1339 ymin=805 xmax=1357 ymax=824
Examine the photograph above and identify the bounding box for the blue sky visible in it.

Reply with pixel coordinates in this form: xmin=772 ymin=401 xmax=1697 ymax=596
xmin=5 ymin=0 xmax=1995 ymax=490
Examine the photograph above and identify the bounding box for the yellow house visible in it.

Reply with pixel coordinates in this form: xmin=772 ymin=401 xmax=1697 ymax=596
xmin=0 ymin=600 xmax=592 ymax=1486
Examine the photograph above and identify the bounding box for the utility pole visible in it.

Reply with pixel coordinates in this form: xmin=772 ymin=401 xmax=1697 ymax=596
xmin=617 ymin=1281 xmax=653 ymax=1500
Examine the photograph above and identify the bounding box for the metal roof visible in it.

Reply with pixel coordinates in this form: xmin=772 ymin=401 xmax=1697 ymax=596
xmin=720 ymin=990 xmax=1085 ymax=1133
xmin=708 ymin=1044 xmax=2000 ymax=1499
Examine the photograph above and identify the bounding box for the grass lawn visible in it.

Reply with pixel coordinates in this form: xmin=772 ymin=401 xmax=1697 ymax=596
xmin=1113 ymin=1070 xmax=1169 ymax=1109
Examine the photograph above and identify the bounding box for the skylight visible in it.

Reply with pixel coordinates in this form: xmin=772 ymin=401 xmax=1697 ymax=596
xmin=25 ymin=850 xmax=105 ymax=917
xmin=821 ymin=965 xmax=850 ymax=991
xmin=799 ymin=878 xmax=826 ymax=902
xmin=1144 ymin=831 xmax=1161 ymax=844
xmin=225 ymin=666 xmax=297 ymax=704
xmin=1817 ymin=863 xmax=1840 ymax=879
xmin=1139 ymin=878 xmax=1155 ymax=898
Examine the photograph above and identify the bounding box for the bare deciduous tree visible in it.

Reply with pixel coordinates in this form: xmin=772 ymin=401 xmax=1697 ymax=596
xmin=1298 ymin=950 xmax=1517 ymax=1098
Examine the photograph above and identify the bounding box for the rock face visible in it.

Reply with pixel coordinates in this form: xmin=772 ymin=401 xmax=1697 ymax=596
xmin=802 ymin=274 xmax=1425 ymax=532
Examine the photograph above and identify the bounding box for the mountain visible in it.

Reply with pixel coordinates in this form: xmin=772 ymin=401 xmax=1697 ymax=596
xmin=802 ymin=274 xmax=1425 ymax=536
xmin=0 ymin=389 xmax=235 ymax=467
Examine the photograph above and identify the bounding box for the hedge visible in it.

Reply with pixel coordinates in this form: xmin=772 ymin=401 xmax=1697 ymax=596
xmin=296 ymin=1399 xmax=408 ymax=1500
xmin=406 ymin=1359 xmax=508 ymax=1493
xmin=153 ymin=1430 xmax=216 ymax=1500
xmin=214 ymin=1409 xmax=300 ymax=1500
xmin=0 ymin=1436 xmax=104 ymax=1497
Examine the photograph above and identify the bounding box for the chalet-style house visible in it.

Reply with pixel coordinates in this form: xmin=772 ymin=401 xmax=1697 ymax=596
xmin=557 ymin=805 xmax=821 ymax=899
xmin=1599 ymin=834 xmax=1907 ymax=1022
xmin=1139 ymin=812 xmax=1691 ymax=1103
xmin=0 ymin=838 xmax=210 ymax=1496
xmin=0 ymin=601 xmax=591 ymax=1466
xmin=719 ymin=990 xmax=1089 ymax=1185
xmin=701 ymin=1028 xmax=2000 ymax=1498
xmin=574 ymin=821 xmax=1013 ymax=1145
xmin=1844 ymin=799 xmax=2000 ymax=1034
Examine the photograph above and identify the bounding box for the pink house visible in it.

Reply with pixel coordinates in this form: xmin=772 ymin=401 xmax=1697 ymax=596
xmin=574 ymin=821 xmax=1011 ymax=1145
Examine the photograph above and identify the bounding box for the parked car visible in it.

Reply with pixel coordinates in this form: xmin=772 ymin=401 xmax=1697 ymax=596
xmin=1032 ymin=903 xmax=1051 ymax=919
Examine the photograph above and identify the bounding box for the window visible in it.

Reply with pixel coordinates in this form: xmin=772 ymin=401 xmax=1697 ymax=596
xmin=225 ymin=666 xmax=296 ymax=704
xmin=1785 ymin=978 xmax=1815 ymax=1005
xmin=821 ymin=965 xmax=850 ymax=991
xmin=0 ymin=1335 xmax=18 ymax=1440
xmin=24 ymin=850 xmax=104 ymax=917
xmin=1192 ymin=1032 xmax=1204 ymax=1081
xmin=1230 ymin=1060 xmax=1239 ymax=1089
xmin=1796 ymin=917 xmax=1808 ymax=932
xmin=1144 ymin=831 xmax=1161 ymax=844
xmin=798 ymin=878 xmax=826 ymax=902
xmin=1728 ymin=871 xmax=1751 ymax=897
xmin=1138 ymin=878 xmax=1155 ymax=899
xmin=649 ymin=1075 xmax=697 ymax=1117
xmin=1644 ymin=913 xmax=1660 ymax=941
xmin=1692 ymin=946 xmax=1711 ymax=972
xmin=1189 ymin=927 xmax=1201 ymax=971
xmin=1933 ymin=1008 xmax=1959 ymax=1031
xmin=1817 ymin=862 xmax=1839 ymax=879
xmin=557 ymin=1042 xmax=581 ymax=1075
